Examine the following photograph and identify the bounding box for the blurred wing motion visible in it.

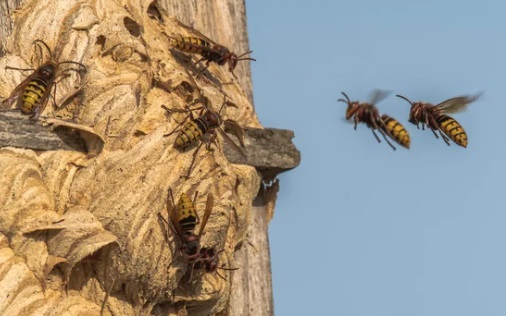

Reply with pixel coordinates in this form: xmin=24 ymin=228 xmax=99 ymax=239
xmin=436 ymin=93 xmax=482 ymax=114
xmin=369 ymin=89 xmax=391 ymax=105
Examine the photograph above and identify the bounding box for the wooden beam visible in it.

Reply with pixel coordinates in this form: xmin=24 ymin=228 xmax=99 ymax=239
xmin=224 ymin=127 xmax=301 ymax=181
xmin=1 ymin=110 xmax=299 ymax=177
xmin=0 ymin=110 xmax=104 ymax=156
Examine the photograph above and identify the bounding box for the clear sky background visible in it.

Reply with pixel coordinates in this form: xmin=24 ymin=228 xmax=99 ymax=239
xmin=245 ymin=1 xmax=506 ymax=315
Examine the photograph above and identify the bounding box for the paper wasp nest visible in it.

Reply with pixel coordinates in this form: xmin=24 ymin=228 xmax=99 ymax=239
xmin=0 ymin=0 xmax=261 ymax=315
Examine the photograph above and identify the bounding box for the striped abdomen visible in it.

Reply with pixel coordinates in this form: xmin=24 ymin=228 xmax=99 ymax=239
xmin=175 ymin=118 xmax=208 ymax=148
xmin=21 ymin=78 xmax=47 ymax=114
xmin=437 ymin=114 xmax=467 ymax=148
xmin=177 ymin=193 xmax=197 ymax=231
xmin=381 ymin=115 xmax=411 ymax=149
xmin=171 ymin=37 xmax=211 ymax=54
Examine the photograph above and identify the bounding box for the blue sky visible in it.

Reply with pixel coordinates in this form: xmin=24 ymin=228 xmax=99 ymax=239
xmin=246 ymin=1 xmax=506 ymax=315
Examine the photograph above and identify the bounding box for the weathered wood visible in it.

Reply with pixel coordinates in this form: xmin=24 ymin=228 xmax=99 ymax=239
xmin=0 ymin=111 xmax=299 ymax=176
xmin=229 ymin=197 xmax=275 ymax=316
xmin=0 ymin=110 xmax=107 ymax=156
xmin=1 ymin=1 xmax=11 ymax=55
xmin=225 ymin=127 xmax=301 ymax=181
xmin=0 ymin=0 xmax=23 ymax=56
xmin=0 ymin=110 xmax=84 ymax=151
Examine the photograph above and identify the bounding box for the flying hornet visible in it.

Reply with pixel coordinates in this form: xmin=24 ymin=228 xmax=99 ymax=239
xmin=165 ymin=26 xmax=255 ymax=79
xmin=396 ymin=93 xmax=481 ymax=148
xmin=338 ymin=91 xmax=410 ymax=150
xmin=1 ymin=40 xmax=87 ymax=120
xmin=164 ymin=72 xmax=246 ymax=177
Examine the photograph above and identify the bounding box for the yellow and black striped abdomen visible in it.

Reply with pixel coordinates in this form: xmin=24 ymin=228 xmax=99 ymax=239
xmin=175 ymin=118 xmax=207 ymax=148
xmin=21 ymin=78 xmax=47 ymax=114
xmin=177 ymin=193 xmax=197 ymax=231
xmin=437 ymin=114 xmax=467 ymax=148
xmin=172 ymin=37 xmax=211 ymax=54
xmin=381 ymin=115 xmax=411 ymax=149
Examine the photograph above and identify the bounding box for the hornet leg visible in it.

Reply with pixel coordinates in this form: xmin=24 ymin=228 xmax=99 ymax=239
xmin=371 ymin=129 xmax=382 ymax=143
xmin=377 ymin=118 xmax=397 ymax=151
xmin=186 ymin=141 xmax=205 ymax=178
xmin=163 ymin=114 xmax=191 ymax=137
xmin=438 ymin=130 xmax=451 ymax=146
